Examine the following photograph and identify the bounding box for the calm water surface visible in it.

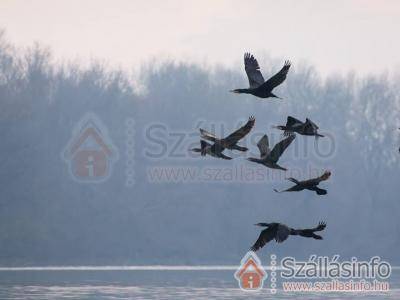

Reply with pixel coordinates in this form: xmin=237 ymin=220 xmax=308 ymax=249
xmin=0 ymin=267 xmax=398 ymax=299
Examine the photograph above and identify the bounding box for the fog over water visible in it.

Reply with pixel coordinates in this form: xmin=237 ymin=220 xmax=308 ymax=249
xmin=0 ymin=30 xmax=399 ymax=267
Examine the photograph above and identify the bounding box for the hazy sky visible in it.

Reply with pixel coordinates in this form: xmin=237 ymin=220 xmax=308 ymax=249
xmin=1 ymin=0 xmax=400 ymax=76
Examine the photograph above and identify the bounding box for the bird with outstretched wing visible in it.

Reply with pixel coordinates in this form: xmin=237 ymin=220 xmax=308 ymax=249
xmin=250 ymin=225 xmax=277 ymax=252
xmin=250 ymin=221 xmax=327 ymax=252
xmin=221 ymin=116 xmax=255 ymax=148
xmin=257 ymin=134 xmax=270 ymax=158
xmin=231 ymin=54 xmax=291 ymax=99
xmin=286 ymin=116 xmax=303 ymax=128
xmin=193 ymin=117 xmax=255 ymax=159
xmin=268 ymin=134 xmax=296 ymax=163
xmin=274 ymin=171 xmax=331 ymax=195
xmin=247 ymin=133 xmax=295 ymax=171
xmin=244 ymin=52 xmax=265 ymax=88
xmin=260 ymin=60 xmax=291 ymax=92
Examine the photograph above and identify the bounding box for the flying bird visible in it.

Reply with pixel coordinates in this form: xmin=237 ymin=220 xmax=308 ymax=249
xmin=191 ymin=140 xmax=233 ymax=160
xmin=274 ymin=116 xmax=324 ymax=138
xmin=274 ymin=171 xmax=331 ymax=195
xmin=247 ymin=134 xmax=295 ymax=171
xmin=231 ymin=53 xmax=291 ymax=99
xmin=191 ymin=116 xmax=255 ymax=160
xmin=250 ymin=221 xmax=327 ymax=252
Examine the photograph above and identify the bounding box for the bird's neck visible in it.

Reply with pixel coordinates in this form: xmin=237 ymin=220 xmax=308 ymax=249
xmin=235 ymin=88 xmax=252 ymax=94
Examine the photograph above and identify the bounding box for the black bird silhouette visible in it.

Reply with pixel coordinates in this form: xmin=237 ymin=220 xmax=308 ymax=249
xmin=251 ymin=221 xmax=327 ymax=252
xmin=191 ymin=116 xmax=255 ymax=160
xmin=274 ymin=171 xmax=331 ymax=195
xmin=274 ymin=116 xmax=324 ymax=138
xmin=231 ymin=53 xmax=291 ymax=99
xmin=247 ymin=134 xmax=295 ymax=171
xmin=191 ymin=140 xmax=233 ymax=160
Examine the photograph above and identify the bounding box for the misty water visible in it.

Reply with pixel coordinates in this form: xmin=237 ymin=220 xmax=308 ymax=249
xmin=0 ymin=268 xmax=399 ymax=299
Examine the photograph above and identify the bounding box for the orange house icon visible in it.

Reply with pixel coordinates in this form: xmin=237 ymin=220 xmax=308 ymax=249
xmin=234 ymin=252 xmax=267 ymax=291
xmin=63 ymin=113 xmax=118 ymax=182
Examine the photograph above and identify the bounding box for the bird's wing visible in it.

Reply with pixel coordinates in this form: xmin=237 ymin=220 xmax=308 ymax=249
xmin=311 ymin=221 xmax=327 ymax=232
xmin=304 ymin=171 xmax=329 ymax=185
xmin=305 ymin=118 xmax=319 ymax=129
xmin=298 ymin=222 xmax=327 ymax=233
xmin=286 ymin=116 xmax=303 ymax=127
xmin=257 ymin=134 xmax=270 ymax=157
xmin=222 ymin=116 xmax=255 ymax=146
xmin=244 ymin=53 xmax=265 ymax=88
xmin=250 ymin=227 xmax=275 ymax=252
xmin=200 ymin=128 xmax=218 ymax=142
xmin=275 ymin=224 xmax=290 ymax=243
xmin=268 ymin=134 xmax=296 ymax=163
xmin=304 ymin=118 xmax=319 ymax=132
xmin=261 ymin=60 xmax=291 ymax=91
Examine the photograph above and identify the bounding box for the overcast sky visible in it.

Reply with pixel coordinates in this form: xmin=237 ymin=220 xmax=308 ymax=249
xmin=1 ymin=0 xmax=400 ymax=76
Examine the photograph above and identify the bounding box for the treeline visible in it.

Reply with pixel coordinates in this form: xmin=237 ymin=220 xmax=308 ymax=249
xmin=0 ymin=30 xmax=399 ymax=265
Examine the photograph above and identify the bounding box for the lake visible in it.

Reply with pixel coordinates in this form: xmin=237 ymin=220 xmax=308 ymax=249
xmin=0 ymin=266 xmax=399 ymax=299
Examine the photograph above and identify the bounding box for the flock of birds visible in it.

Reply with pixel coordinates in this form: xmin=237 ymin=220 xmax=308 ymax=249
xmin=191 ymin=53 xmax=329 ymax=251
